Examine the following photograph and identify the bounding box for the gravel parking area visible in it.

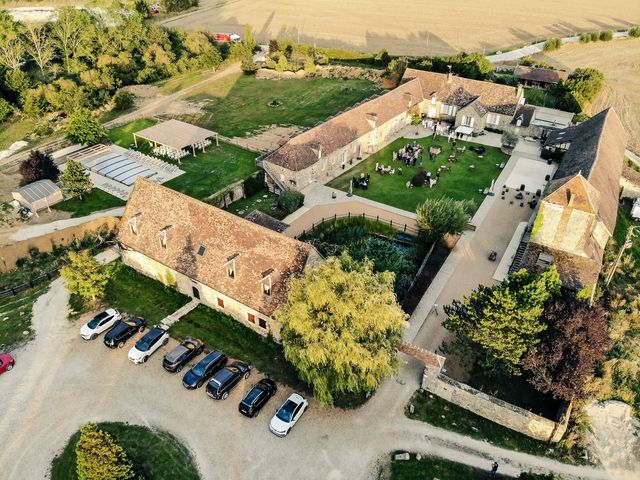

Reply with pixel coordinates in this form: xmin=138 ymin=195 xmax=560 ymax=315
xmin=0 ymin=278 xmax=611 ymax=480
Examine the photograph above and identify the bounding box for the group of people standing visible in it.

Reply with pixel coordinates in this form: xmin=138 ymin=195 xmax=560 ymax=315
xmin=393 ymin=141 xmax=424 ymax=166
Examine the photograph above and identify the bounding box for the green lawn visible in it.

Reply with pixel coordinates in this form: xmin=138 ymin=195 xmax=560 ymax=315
xmin=170 ymin=304 xmax=305 ymax=390
xmin=407 ymin=391 xmax=571 ymax=461
xmin=0 ymin=117 xmax=37 ymax=150
xmin=389 ymin=453 xmax=509 ymax=480
xmin=52 ymin=189 xmax=125 ymax=218
xmin=0 ymin=285 xmax=48 ymax=349
xmin=107 ymin=118 xmax=158 ymax=147
xmin=225 ymin=188 xmax=286 ymax=220
xmin=327 ymin=137 xmax=508 ymax=213
xmin=524 ymin=87 xmax=562 ymax=110
xmin=103 ymin=264 xmax=190 ymax=326
xmin=162 ymin=143 xmax=258 ymax=201
xmin=50 ymin=422 xmax=200 ymax=480
xmin=160 ymin=69 xmax=213 ymax=95
xmin=185 ymin=72 xmax=381 ymax=137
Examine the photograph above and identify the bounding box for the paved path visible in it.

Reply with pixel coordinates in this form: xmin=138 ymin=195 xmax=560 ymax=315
xmin=0 ymin=278 xmax=613 ymax=479
xmin=487 ymin=31 xmax=629 ymax=63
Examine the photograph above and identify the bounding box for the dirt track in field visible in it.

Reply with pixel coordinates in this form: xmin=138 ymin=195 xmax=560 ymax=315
xmin=535 ymin=38 xmax=640 ymax=155
xmin=161 ymin=0 xmax=639 ymax=55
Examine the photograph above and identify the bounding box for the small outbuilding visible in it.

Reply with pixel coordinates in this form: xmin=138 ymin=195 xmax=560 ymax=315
xmin=514 ymin=66 xmax=569 ymax=89
xmin=12 ymin=179 xmax=64 ymax=213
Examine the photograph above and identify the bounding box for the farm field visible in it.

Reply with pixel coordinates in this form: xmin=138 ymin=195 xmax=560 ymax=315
xmin=161 ymin=0 xmax=640 ymax=56
xmin=534 ymin=38 xmax=640 ymax=155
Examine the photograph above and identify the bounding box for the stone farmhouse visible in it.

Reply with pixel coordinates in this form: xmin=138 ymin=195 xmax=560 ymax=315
xmin=514 ymin=66 xmax=569 ymax=89
xmin=263 ymin=69 xmax=523 ymax=192
xmin=117 ymin=178 xmax=319 ymax=340
xmin=522 ymin=108 xmax=627 ymax=292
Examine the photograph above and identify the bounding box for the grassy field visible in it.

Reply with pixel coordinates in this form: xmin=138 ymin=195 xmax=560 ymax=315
xmin=0 ymin=285 xmax=48 ymax=349
xmin=52 ymin=189 xmax=125 ymax=217
xmin=535 ymin=38 xmax=640 ymax=155
xmin=388 ymin=453 xmax=509 ymax=480
xmin=225 ymin=188 xmax=286 ymax=219
xmin=327 ymin=137 xmax=507 ymax=213
xmin=185 ymin=72 xmax=381 ymax=137
xmin=0 ymin=117 xmax=37 ymax=150
xmin=160 ymin=69 xmax=215 ymax=95
xmin=171 ymin=304 xmax=305 ymax=390
xmin=107 ymin=118 xmax=157 ymax=147
xmin=50 ymin=422 xmax=200 ymax=480
xmin=103 ymin=264 xmax=190 ymax=326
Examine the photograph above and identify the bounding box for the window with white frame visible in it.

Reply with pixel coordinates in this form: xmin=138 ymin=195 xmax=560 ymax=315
xmin=461 ymin=115 xmax=475 ymax=127
xmin=441 ymin=104 xmax=457 ymax=116
xmin=486 ymin=113 xmax=501 ymax=126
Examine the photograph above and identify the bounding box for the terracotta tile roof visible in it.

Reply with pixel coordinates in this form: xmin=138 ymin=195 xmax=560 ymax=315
xmin=118 ymin=179 xmax=313 ymax=316
xmin=547 ymin=109 xmax=627 ymax=234
xmin=263 ymin=79 xmax=424 ymax=171
xmin=244 ymin=210 xmax=289 ymax=233
xmin=514 ymin=66 xmax=569 ymax=85
xmin=522 ymin=243 xmax=601 ymax=290
xmin=403 ymin=68 xmax=522 ymax=116
xmin=544 ymin=174 xmax=601 ymax=215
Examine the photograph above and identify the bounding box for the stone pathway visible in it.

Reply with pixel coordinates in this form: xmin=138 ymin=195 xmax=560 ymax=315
xmin=159 ymin=298 xmax=200 ymax=329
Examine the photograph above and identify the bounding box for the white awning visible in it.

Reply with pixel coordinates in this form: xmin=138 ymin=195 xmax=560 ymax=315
xmin=455 ymin=126 xmax=474 ymax=135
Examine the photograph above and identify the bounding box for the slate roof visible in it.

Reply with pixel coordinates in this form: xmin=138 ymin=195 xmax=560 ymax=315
xmin=403 ymin=68 xmax=522 ymax=116
xmin=264 ymin=78 xmax=424 ymax=171
xmin=547 ymin=109 xmax=627 ymax=234
xmin=514 ymin=66 xmax=569 ymax=85
xmin=244 ymin=210 xmax=289 ymax=233
xmin=511 ymin=105 xmax=536 ymax=127
xmin=118 ymin=179 xmax=313 ymax=317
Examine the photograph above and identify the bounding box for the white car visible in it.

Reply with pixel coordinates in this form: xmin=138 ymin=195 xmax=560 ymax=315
xmin=128 ymin=327 xmax=169 ymax=364
xmin=80 ymin=309 xmax=121 ymax=340
xmin=269 ymin=393 xmax=308 ymax=437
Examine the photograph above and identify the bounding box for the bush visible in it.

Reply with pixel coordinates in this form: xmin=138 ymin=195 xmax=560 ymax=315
xmin=599 ymin=30 xmax=613 ymax=41
xmin=501 ymin=130 xmax=519 ymax=148
xmin=277 ymin=190 xmax=304 ymax=215
xmin=630 ymin=26 xmax=640 ymax=38
xmin=543 ymin=38 xmax=562 ymax=51
xmin=0 ymin=97 xmax=13 ymax=122
xmin=374 ymin=48 xmax=391 ymax=66
xmin=579 ymin=33 xmax=592 ymax=43
xmin=75 ymin=423 xmax=136 ymax=480
xmin=112 ymin=90 xmax=135 ymax=111
xmin=243 ymin=170 xmax=265 ymax=197
xmin=161 ymin=0 xmax=198 ymax=13
xmin=241 ymin=54 xmax=258 ymax=74
xmin=590 ymin=32 xmax=600 ymax=42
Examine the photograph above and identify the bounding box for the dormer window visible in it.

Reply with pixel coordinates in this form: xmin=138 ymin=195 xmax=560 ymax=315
xmin=227 ymin=265 xmax=235 ymax=278
xmin=225 ymin=253 xmax=239 ymax=278
xmin=260 ymin=268 xmax=273 ymax=296
xmin=262 ymin=283 xmax=271 ymax=295
xmin=158 ymin=225 xmax=172 ymax=249
xmin=130 ymin=223 xmax=137 ymax=235
xmin=127 ymin=212 xmax=142 ymax=235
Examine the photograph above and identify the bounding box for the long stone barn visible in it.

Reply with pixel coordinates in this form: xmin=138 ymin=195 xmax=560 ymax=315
xmin=117 ymin=178 xmax=320 ymax=340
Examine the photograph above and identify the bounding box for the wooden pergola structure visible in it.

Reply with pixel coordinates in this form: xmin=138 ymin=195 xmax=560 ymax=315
xmin=132 ymin=119 xmax=219 ymax=157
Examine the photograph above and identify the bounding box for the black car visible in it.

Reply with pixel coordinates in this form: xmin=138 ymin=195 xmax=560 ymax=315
xmin=163 ymin=338 xmax=205 ymax=373
xmin=239 ymin=378 xmax=277 ymax=418
xmin=103 ymin=317 xmax=146 ymax=349
xmin=206 ymin=361 xmax=251 ymax=400
xmin=182 ymin=351 xmax=228 ymax=389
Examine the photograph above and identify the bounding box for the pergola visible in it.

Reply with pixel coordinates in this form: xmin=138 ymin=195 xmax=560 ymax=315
xmin=132 ymin=119 xmax=219 ymax=160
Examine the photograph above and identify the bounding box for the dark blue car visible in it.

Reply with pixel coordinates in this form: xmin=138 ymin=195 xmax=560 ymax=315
xmin=182 ymin=351 xmax=227 ymax=389
xmin=103 ymin=317 xmax=146 ymax=349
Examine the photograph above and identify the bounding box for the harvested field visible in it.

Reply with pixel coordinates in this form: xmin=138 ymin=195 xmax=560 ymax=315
xmin=160 ymin=0 xmax=640 ymax=56
xmin=534 ymin=38 xmax=640 ymax=155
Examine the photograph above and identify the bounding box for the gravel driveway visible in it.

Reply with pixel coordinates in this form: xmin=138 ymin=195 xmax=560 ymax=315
xmin=0 ymin=278 xmax=613 ymax=479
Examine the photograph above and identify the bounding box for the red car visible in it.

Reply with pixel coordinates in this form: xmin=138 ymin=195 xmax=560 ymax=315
xmin=0 ymin=353 xmax=15 ymax=374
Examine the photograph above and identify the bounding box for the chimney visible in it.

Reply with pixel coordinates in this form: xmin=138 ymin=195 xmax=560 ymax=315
xmin=447 ymin=64 xmax=453 ymax=83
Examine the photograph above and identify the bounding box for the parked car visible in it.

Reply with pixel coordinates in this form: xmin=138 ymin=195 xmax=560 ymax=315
xmin=488 ymin=250 xmax=498 ymax=261
xmin=80 ymin=309 xmax=121 ymax=340
xmin=0 ymin=353 xmax=15 ymax=374
xmin=239 ymin=378 xmax=277 ymax=417
xmin=128 ymin=327 xmax=169 ymax=364
xmin=182 ymin=351 xmax=228 ymax=389
xmin=269 ymin=393 xmax=308 ymax=437
xmin=162 ymin=338 xmax=204 ymax=373
xmin=103 ymin=317 xmax=146 ymax=349
xmin=206 ymin=361 xmax=251 ymax=400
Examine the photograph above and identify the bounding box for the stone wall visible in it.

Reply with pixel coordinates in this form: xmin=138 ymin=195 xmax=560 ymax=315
xmin=204 ymin=179 xmax=247 ymax=208
xmin=621 ymin=164 xmax=640 ymax=199
xmin=0 ymin=217 xmax=119 ymax=272
xmin=421 ymin=366 xmax=570 ymax=443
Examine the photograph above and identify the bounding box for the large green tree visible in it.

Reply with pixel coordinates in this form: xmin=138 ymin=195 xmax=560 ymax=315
xmin=75 ymin=423 xmax=136 ymax=480
xmin=66 ymin=108 xmax=107 ymax=145
xmin=59 ymin=159 xmax=93 ymax=199
xmin=61 ymin=250 xmax=114 ymax=302
xmin=416 ymin=197 xmax=474 ymax=244
xmin=276 ymin=254 xmax=407 ymax=405
xmin=444 ymin=267 xmax=562 ymax=373
xmin=19 ymin=150 xmax=59 ymax=185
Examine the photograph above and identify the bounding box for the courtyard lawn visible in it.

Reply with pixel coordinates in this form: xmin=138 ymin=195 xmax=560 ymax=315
xmin=50 ymin=422 xmax=200 ymax=480
xmin=52 ymin=189 xmax=125 ymax=218
xmin=185 ymin=72 xmax=381 ymax=137
xmin=104 ymin=264 xmax=190 ymax=326
xmin=225 ymin=188 xmax=286 ymax=219
xmin=0 ymin=285 xmax=48 ymax=349
xmin=107 ymin=118 xmax=158 ymax=148
xmin=524 ymin=87 xmax=562 ymax=110
xmin=327 ymin=137 xmax=508 ymax=213
xmin=389 ymin=453 xmax=509 ymax=480
xmin=170 ymin=304 xmax=305 ymax=391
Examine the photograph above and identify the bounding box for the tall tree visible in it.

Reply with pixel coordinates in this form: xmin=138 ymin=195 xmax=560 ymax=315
xmin=19 ymin=150 xmax=60 ymax=185
xmin=416 ymin=197 xmax=474 ymax=244
xmin=23 ymin=23 xmax=55 ymax=76
xmin=0 ymin=12 xmax=25 ymax=70
xmin=59 ymin=159 xmax=92 ymax=199
xmin=51 ymin=7 xmax=90 ymax=73
xmin=522 ymin=299 xmax=611 ymax=401
xmin=443 ymin=267 xmax=562 ymax=373
xmin=61 ymin=250 xmax=114 ymax=302
xmin=75 ymin=423 xmax=136 ymax=480
xmin=65 ymin=107 xmax=107 ymax=145
xmin=276 ymin=254 xmax=407 ymax=406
